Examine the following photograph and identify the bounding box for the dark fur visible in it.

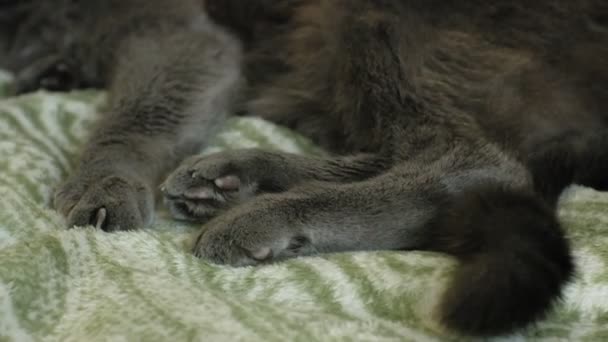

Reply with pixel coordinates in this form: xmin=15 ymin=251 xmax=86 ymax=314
xmin=4 ymin=0 xmax=608 ymax=337
xmin=427 ymin=186 xmax=573 ymax=335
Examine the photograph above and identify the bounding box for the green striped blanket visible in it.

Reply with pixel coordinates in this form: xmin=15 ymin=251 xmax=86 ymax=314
xmin=0 ymin=70 xmax=607 ymax=341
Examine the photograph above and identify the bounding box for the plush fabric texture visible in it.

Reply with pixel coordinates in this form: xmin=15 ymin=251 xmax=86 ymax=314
xmin=0 ymin=73 xmax=607 ymax=341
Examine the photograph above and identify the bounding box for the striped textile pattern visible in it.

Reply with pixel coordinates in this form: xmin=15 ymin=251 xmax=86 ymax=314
xmin=0 ymin=71 xmax=607 ymax=341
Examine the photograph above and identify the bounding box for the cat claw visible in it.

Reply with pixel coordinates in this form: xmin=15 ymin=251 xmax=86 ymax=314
xmin=94 ymin=207 xmax=107 ymax=229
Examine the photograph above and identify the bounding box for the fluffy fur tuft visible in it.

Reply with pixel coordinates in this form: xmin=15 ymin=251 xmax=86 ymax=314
xmin=427 ymin=186 xmax=575 ymax=336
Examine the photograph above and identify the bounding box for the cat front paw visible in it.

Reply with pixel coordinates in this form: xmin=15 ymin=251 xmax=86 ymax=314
xmin=53 ymin=171 xmax=154 ymax=231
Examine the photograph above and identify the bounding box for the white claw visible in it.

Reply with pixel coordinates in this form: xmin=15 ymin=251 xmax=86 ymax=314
xmin=95 ymin=208 xmax=107 ymax=229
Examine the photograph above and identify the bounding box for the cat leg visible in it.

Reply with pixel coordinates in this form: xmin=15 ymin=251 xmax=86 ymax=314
xmin=53 ymin=26 xmax=243 ymax=231
xmin=161 ymin=149 xmax=388 ymax=221
xmin=189 ymin=148 xmax=528 ymax=264
xmin=190 ymin=144 xmax=573 ymax=336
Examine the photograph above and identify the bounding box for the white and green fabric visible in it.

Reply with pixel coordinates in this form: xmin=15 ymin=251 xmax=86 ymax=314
xmin=0 ymin=71 xmax=607 ymax=341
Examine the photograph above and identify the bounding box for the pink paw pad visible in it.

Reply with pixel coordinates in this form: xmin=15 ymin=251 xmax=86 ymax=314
xmin=250 ymin=247 xmax=272 ymax=261
xmin=214 ymin=175 xmax=241 ymax=191
xmin=184 ymin=188 xmax=216 ymax=200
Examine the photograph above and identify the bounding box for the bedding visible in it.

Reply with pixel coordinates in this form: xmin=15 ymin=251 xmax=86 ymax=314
xmin=0 ymin=71 xmax=607 ymax=341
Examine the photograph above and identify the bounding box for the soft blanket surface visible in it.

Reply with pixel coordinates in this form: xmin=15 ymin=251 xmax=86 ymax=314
xmin=0 ymin=71 xmax=607 ymax=341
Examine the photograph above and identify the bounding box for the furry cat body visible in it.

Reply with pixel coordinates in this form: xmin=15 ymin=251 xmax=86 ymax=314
xmin=4 ymin=0 xmax=608 ymax=337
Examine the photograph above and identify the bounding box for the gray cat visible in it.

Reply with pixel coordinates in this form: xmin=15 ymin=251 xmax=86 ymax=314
xmin=4 ymin=0 xmax=608 ymax=337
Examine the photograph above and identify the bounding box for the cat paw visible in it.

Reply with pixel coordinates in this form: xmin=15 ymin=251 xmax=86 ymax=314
xmin=192 ymin=200 xmax=313 ymax=266
xmin=13 ymin=55 xmax=83 ymax=94
xmin=53 ymin=171 xmax=154 ymax=231
xmin=161 ymin=150 xmax=265 ymax=222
